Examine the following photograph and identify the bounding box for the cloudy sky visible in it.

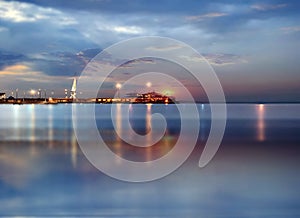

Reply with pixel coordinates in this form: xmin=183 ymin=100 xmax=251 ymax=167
xmin=0 ymin=0 xmax=299 ymax=102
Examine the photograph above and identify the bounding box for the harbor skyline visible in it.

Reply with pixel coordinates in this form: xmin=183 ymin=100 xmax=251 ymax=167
xmin=0 ymin=78 xmax=177 ymax=104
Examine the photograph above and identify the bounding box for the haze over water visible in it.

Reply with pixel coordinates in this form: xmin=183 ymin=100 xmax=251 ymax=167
xmin=0 ymin=104 xmax=300 ymax=217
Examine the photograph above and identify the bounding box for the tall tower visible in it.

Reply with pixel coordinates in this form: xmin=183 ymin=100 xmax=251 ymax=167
xmin=70 ymin=78 xmax=77 ymax=99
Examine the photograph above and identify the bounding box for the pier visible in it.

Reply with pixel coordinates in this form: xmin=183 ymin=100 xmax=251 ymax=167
xmin=0 ymin=79 xmax=175 ymax=105
xmin=0 ymin=92 xmax=175 ymax=105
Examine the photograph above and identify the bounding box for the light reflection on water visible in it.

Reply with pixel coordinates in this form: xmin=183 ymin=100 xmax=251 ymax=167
xmin=0 ymin=104 xmax=300 ymax=217
xmin=71 ymin=131 xmax=78 ymax=168
xmin=257 ymin=104 xmax=265 ymax=142
xmin=146 ymin=103 xmax=152 ymax=162
xmin=48 ymin=104 xmax=54 ymax=149
xmin=30 ymin=104 xmax=35 ymax=142
xmin=13 ymin=104 xmax=20 ymax=139
xmin=114 ymin=103 xmax=122 ymax=164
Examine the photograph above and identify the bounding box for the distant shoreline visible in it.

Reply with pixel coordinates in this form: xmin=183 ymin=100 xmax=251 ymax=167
xmin=0 ymin=98 xmax=299 ymax=105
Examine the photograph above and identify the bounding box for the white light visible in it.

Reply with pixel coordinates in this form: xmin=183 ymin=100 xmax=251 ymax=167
xmin=146 ymin=82 xmax=152 ymax=88
xmin=116 ymin=83 xmax=122 ymax=89
xmin=30 ymin=89 xmax=36 ymax=95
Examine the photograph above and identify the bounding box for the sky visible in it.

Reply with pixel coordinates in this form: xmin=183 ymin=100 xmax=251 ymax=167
xmin=0 ymin=0 xmax=299 ymax=102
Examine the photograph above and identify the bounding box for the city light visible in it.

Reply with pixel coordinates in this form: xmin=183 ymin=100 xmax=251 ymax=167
xmin=116 ymin=83 xmax=122 ymax=89
xmin=116 ymin=83 xmax=122 ymax=99
xmin=0 ymin=80 xmax=175 ymax=104
xmin=30 ymin=89 xmax=36 ymax=96
xmin=146 ymin=82 xmax=152 ymax=88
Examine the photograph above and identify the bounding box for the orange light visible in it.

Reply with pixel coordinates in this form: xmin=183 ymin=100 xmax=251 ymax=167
xmin=259 ymin=104 xmax=264 ymax=110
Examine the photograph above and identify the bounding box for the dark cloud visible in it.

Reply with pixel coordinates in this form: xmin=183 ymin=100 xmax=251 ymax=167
xmin=0 ymin=50 xmax=27 ymax=69
xmin=76 ymin=48 xmax=102 ymax=59
xmin=31 ymin=48 xmax=106 ymax=77
xmin=0 ymin=48 xmax=103 ymax=77
xmin=0 ymin=22 xmax=96 ymax=54
xmin=184 ymin=2 xmax=300 ymax=34
xmin=123 ymin=58 xmax=155 ymax=67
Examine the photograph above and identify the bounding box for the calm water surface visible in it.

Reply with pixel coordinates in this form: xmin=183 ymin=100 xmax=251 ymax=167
xmin=0 ymin=104 xmax=300 ymax=217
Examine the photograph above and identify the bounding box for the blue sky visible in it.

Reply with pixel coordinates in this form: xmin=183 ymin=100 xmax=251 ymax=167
xmin=0 ymin=0 xmax=299 ymax=101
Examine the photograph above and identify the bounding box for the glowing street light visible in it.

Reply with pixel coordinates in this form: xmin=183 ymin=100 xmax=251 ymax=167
xmin=64 ymin=89 xmax=68 ymax=98
xmin=116 ymin=83 xmax=122 ymax=98
xmin=30 ymin=89 xmax=36 ymax=97
xmin=146 ymin=82 xmax=152 ymax=88
xmin=116 ymin=83 xmax=122 ymax=89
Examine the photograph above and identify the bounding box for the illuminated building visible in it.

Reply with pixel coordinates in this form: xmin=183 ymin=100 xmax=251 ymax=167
xmin=0 ymin=92 xmax=5 ymax=100
xmin=134 ymin=91 xmax=175 ymax=104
